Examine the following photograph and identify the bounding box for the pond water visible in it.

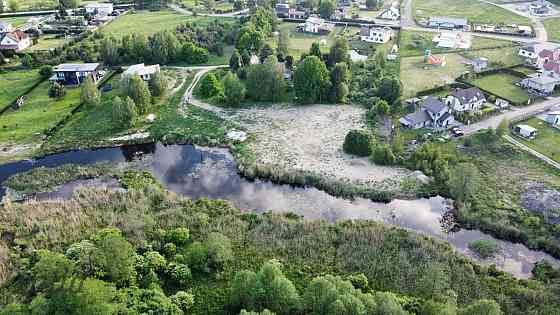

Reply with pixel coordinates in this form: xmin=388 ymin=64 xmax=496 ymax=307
xmin=0 ymin=143 xmax=558 ymax=279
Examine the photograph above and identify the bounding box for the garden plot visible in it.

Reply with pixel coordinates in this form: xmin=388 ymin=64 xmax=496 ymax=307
xmin=192 ymin=99 xmax=412 ymax=188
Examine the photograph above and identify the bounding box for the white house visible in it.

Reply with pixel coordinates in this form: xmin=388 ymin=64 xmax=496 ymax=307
xmin=0 ymin=31 xmax=31 ymax=52
xmin=433 ymin=32 xmax=471 ymax=49
xmin=123 ymin=63 xmax=161 ymax=81
xmin=349 ymin=50 xmax=368 ymax=62
xmin=304 ymin=16 xmax=333 ymax=34
xmin=378 ymin=7 xmax=400 ymax=21
xmin=445 ymin=87 xmax=486 ymax=112
xmin=85 ymin=3 xmax=114 ymax=16
xmin=0 ymin=21 xmax=13 ymax=34
xmin=546 ymin=111 xmax=560 ymax=126
xmin=515 ymin=124 xmax=537 ymax=139
xmin=359 ymin=26 xmax=392 ymax=43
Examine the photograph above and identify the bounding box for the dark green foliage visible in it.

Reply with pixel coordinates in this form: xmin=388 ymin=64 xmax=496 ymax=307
xmin=149 ymin=71 xmax=168 ymax=97
xmin=246 ymin=56 xmax=286 ymax=102
xmin=48 ymin=82 xmax=66 ymax=98
xmin=329 ymin=62 xmax=350 ymax=103
xmin=468 ymin=240 xmax=498 ymax=259
xmin=39 ymin=65 xmax=54 ymax=78
xmin=181 ymin=42 xmax=210 ymax=64
xmin=309 ymin=42 xmax=322 ymax=59
xmin=532 ymin=260 xmax=560 ymax=283
xmin=408 ymin=144 xmax=453 ymax=186
xmin=371 ymin=144 xmax=396 ymax=165
xmin=185 ymin=232 xmax=233 ymax=273
xmin=294 ymin=56 xmax=331 ymax=104
xmin=319 ymin=0 xmax=336 ymax=19
xmin=343 ymin=129 xmax=374 ymax=157
xmin=22 ymin=54 xmax=33 ymax=68
xmin=377 ymin=77 xmax=401 ymax=105
xmin=230 ymin=50 xmax=242 ymax=71
xmin=366 ymin=0 xmax=381 ymax=10
xmin=459 ymin=299 xmax=503 ymax=315
xmin=199 ymin=73 xmax=224 ymax=99
xmin=222 ymin=72 xmax=246 ymax=106
xmin=328 ymin=37 xmax=350 ymax=67
xmin=122 ymin=75 xmax=152 ymax=114
xmin=259 ymin=44 xmax=275 ymax=64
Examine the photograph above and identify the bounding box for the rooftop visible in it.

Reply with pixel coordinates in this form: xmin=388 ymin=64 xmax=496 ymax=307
xmin=429 ymin=16 xmax=468 ymax=26
xmin=422 ymin=96 xmax=447 ymax=113
xmin=54 ymin=63 xmax=101 ymax=72
xmin=451 ymin=87 xmax=485 ymax=104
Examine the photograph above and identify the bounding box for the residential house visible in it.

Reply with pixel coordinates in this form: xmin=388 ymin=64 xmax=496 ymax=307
xmin=520 ymin=72 xmax=560 ymax=95
xmin=359 ymin=26 xmax=392 ymax=43
xmin=428 ymin=16 xmax=468 ymax=30
xmin=515 ymin=124 xmax=537 ymax=139
xmin=123 ymin=63 xmax=161 ymax=81
xmin=332 ymin=6 xmax=351 ymax=20
xmin=471 ymin=57 xmax=488 ymax=73
xmin=85 ymin=3 xmax=114 ymax=16
xmin=378 ymin=7 xmax=400 ymax=21
xmin=303 ymin=16 xmax=333 ymax=34
xmin=0 ymin=21 xmax=13 ymax=34
xmin=432 ymin=31 xmax=471 ymax=49
xmin=546 ymin=111 xmax=560 ymax=126
xmin=400 ymin=96 xmax=454 ymax=129
xmin=349 ymin=50 xmax=368 ymax=62
xmin=50 ymin=63 xmax=102 ymax=86
xmin=445 ymin=87 xmax=486 ymax=112
xmin=529 ymin=0 xmax=552 ymax=16
xmin=275 ymin=3 xmax=291 ymax=17
xmin=0 ymin=31 xmax=31 ymax=52
xmin=288 ymin=9 xmax=306 ymax=19
xmin=518 ymin=43 xmax=559 ymax=64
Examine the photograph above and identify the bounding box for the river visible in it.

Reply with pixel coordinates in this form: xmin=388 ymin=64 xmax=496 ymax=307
xmin=0 ymin=143 xmax=558 ymax=279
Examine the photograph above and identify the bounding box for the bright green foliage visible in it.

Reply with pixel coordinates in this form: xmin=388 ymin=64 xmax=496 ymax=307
xmin=31 ymin=250 xmax=76 ymax=292
xmin=328 ymin=37 xmax=350 ymax=67
xmin=166 ymin=263 xmax=192 ymax=287
xmin=167 ymin=227 xmax=191 ymax=245
xmin=0 ymin=304 xmax=27 ymax=315
xmin=48 ymin=82 xmax=66 ymax=98
xmin=150 ymin=31 xmax=180 ymax=64
xmin=171 ymin=291 xmax=195 ymax=312
xmin=448 ymin=163 xmax=479 ymax=203
xmin=343 ymin=129 xmax=374 ymax=157
xmin=112 ymin=96 xmax=137 ymax=129
xmin=231 ymin=260 xmax=302 ymax=315
xmin=116 ymin=287 xmax=182 ymax=315
xmin=123 ymin=75 xmax=152 ymax=114
xmin=249 ymin=7 xmax=276 ymax=37
xmin=294 ymin=56 xmax=331 ymax=104
xmin=149 ymin=71 xmax=168 ymax=97
xmin=22 ymin=54 xmax=32 ymax=68
xmin=182 ymin=42 xmax=209 ymax=64
xmin=409 ymin=144 xmax=452 ymax=186
xmin=468 ymin=240 xmax=498 ymax=259
xmin=81 ymin=76 xmax=100 ymax=107
xmin=185 ymin=232 xmax=233 ymax=273
xmin=240 ymin=310 xmax=276 ymax=315
xmin=375 ymin=99 xmax=390 ymax=116
xmin=377 ymin=77 xmax=401 ymax=105
xmin=303 ymin=275 xmax=377 ymax=314
xmin=420 ymin=300 xmax=457 ymax=315
xmin=222 ymin=72 xmax=245 ymax=106
xmin=329 ymin=62 xmax=350 ymax=103
xmin=373 ymin=292 xmax=408 ymax=315
xmin=371 ymin=144 xmax=396 ymax=165
xmin=459 ymin=299 xmax=503 ymax=315
xmin=246 ymin=56 xmax=286 ymax=102
xmin=144 ymin=251 xmax=168 ymax=271
xmin=199 ymin=73 xmax=224 ymax=99
xmin=237 ymin=23 xmax=265 ymax=52
xmin=319 ymin=0 xmax=336 ymax=18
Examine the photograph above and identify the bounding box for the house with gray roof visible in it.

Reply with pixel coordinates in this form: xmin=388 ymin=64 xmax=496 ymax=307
xmin=428 ymin=16 xmax=468 ymax=30
xmin=400 ymin=96 xmax=455 ymax=129
xmin=50 ymin=63 xmax=102 ymax=86
xmin=445 ymin=87 xmax=486 ymax=112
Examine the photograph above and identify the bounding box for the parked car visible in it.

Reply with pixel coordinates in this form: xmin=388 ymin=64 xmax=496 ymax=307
xmin=451 ymin=127 xmax=464 ymax=137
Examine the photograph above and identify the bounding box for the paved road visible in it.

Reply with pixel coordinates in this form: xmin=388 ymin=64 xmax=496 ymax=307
xmin=504 ymin=134 xmax=560 ymax=170
xmin=463 ymin=96 xmax=560 ymax=134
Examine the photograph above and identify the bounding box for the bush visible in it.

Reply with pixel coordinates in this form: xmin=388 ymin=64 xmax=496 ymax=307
xmin=199 ymin=73 xmax=224 ymax=99
xmin=48 ymin=82 xmax=66 ymax=98
xmin=343 ymin=129 xmax=374 ymax=157
xmin=371 ymin=144 xmax=395 ymax=165
xmin=468 ymin=239 xmax=498 ymax=259
xmin=39 ymin=65 xmax=53 ymax=78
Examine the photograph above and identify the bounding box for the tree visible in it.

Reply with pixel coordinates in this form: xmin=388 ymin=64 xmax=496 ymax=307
xmin=181 ymin=42 xmax=209 ymax=64
xmin=199 ymin=73 xmax=224 ymax=99
xmin=259 ymin=44 xmax=274 ymax=64
xmin=81 ymin=75 xmax=100 ymax=107
xmin=249 ymin=7 xmax=276 ymax=37
xmin=8 ymin=0 xmax=20 ymax=12
xmin=31 ymin=250 xmax=76 ymax=292
xmin=39 ymin=65 xmax=54 ymax=78
xmin=149 ymin=71 xmax=168 ymax=97
xmin=371 ymin=144 xmax=395 ymax=165
xmin=123 ymin=75 xmax=152 ymax=114
xmin=377 ymin=77 xmax=401 ymax=105
xmin=231 ymin=260 xmax=301 ymax=315
xmin=230 ymin=49 xmax=242 ymax=72
xmin=328 ymin=37 xmax=349 ymax=67
xmin=459 ymin=300 xmax=502 ymax=315
xmin=496 ymin=118 xmax=509 ymax=137
xmin=21 ymin=54 xmax=32 ymax=68
xmin=166 ymin=227 xmax=190 ymax=245
xmin=222 ymin=72 xmax=245 ymax=106
xmin=150 ymin=31 xmax=180 ymax=64
xmin=277 ymin=30 xmax=289 ymax=60
xmin=373 ymin=292 xmax=408 ymax=315
xmin=246 ymin=56 xmax=286 ymax=102
xmin=309 ymin=42 xmax=322 ymax=59
xmin=59 ymin=0 xmax=79 ymax=10
xmin=366 ymin=0 xmax=380 ymax=10
xmin=329 ymin=62 xmax=350 ymax=103
xmin=319 ymin=0 xmax=336 ymax=19
xmin=375 ymin=99 xmax=390 ymax=116
xmin=100 ymin=37 xmax=119 ymax=66
xmin=294 ymin=56 xmax=331 ymax=104
xmin=185 ymin=232 xmax=233 ymax=273
xmin=48 ymin=82 xmax=66 ymax=98
xmin=0 ymin=0 xmax=4 ymax=13
xmin=171 ymin=291 xmax=195 ymax=312
xmin=237 ymin=23 xmax=265 ymax=52
xmin=343 ymin=129 xmax=374 ymax=157
xmin=420 ymin=300 xmax=457 ymax=315
xmin=448 ymin=163 xmax=478 ymax=203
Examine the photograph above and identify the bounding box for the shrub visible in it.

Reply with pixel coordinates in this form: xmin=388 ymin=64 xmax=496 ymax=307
xmin=199 ymin=73 xmax=224 ymax=99
xmin=39 ymin=65 xmax=53 ymax=78
xmin=48 ymin=82 xmax=66 ymax=98
xmin=468 ymin=239 xmax=498 ymax=259
xmin=343 ymin=129 xmax=374 ymax=157
xmin=371 ymin=144 xmax=396 ymax=165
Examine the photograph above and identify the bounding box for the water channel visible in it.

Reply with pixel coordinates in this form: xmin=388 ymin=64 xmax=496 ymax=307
xmin=0 ymin=143 xmax=557 ymax=279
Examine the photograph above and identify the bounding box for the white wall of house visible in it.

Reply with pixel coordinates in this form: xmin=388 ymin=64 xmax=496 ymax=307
xmin=361 ymin=29 xmax=391 ymax=43
xmin=445 ymin=95 xmax=485 ymax=112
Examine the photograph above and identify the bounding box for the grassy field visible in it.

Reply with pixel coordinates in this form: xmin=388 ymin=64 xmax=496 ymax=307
xmin=0 ymin=69 xmax=43 ymax=111
xmin=101 ymin=10 xmax=228 ymax=37
xmin=399 ymin=30 xmax=517 ymax=57
xmin=467 ymin=73 xmax=531 ymax=104
xmin=516 ymin=117 xmax=560 ymax=162
xmin=412 ymin=0 xmax=530 ymax=25
xmin=544 ymin=18 xmax=560 ymax=43
xmin=0 ymin=81 xmax=81 ymax=160
xmin=0 ymin=16 xmax=30 ymax=27
xmin=460 ymin=46 xmax=523 ymax=67
xmin=28 ymin=34 xmax=68 ymax=52
xmin=9 ymin=0 xmax=99 ymax=11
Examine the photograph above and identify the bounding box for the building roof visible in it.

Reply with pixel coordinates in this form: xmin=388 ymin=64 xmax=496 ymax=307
xmin=547 ymin=111 xmax=560 ymax=116
xmin=380 ymin=7 xmax=399 ymax=16
xmin=54 ymin=63 xmax=101 ymax=72
xmin=306 ymin=16 xmax=324 ymax=25
xmin=544 ymin=62 xmax=560 ymax=74
xmin=517 ymin=124 xmax=537 ymax=132
xmin=1 ymin=30 xmax=29 ymax=43
xmin=402 ymin=110 xmax=431 ymax=125
xmin=450 ymin=87 xmax=485 ymax=105
xmin=85 ymin=3 xmax=114 ymax=8
xmin=360 ymin=26 xmax=391 ymax=36
xmin=422 ymin=96 xmax=447 ymax=113
xmin=123 ymin=63 xmax=160 ymax=77
xmin=429 ymin=16 xmax=468 ymax=26
xmin=0 ymin=21 xmax=12 ymax=30
xmin=526 ymin=74 xmax=560 ymax=85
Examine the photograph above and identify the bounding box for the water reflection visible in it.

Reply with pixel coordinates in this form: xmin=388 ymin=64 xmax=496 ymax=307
xmin=1 ymin=143 xmax=558 ymax=279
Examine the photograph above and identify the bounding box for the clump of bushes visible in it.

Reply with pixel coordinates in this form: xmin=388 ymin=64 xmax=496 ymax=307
xmin=343 ymin=129 xmax=374 ymax=157
xmin=469 ymin=239 xmax=499 ymax=259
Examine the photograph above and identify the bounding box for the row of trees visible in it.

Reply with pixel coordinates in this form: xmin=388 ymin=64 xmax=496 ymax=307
xmin=231 ymin=260 xmax=504 ymax=315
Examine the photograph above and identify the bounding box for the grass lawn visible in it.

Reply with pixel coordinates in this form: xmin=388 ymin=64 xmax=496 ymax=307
xmin=412 ymin=0 xmax=530 ymax=25
xmin=400 ymin=54 xmax=470 ymax=97
xmin=544 ymin=18 xmax=560 ymax=43
xmin=28 ymin=34 xmax=68 ymax=51
xmin=399 ymin=30 xmax=517 ymax=57
xmin=0 ymin=16 xmax=30 ymax=27
xmin=459 ymin=46 xmax=523 ymax=67
xmin=101 ymin=10 xmax=229 ymax=37
xmin=12 ymin=0 xmax=99 ymax=11
xmin=467 ymin=73 xmax=531 ymax=105
xmin=516 ymin=117 xmax=560 ymax=162
xmin=0 ymin=69 xmax=43 ymax=111
xmin=0 ymin=81 xmax=81 ymax=160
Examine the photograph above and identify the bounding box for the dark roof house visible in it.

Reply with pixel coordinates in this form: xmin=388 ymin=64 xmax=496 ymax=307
xmin=421 ymin=96 xmax=447 ymax=113
xmin=450 ymin=87 xmax=485 ymax=105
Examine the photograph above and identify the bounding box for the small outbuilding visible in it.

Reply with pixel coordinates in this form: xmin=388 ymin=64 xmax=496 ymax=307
xmin=546 ymin=111 xmax=560 ymax=126
xmin=515 ymin=124 xmax=538 ymax=139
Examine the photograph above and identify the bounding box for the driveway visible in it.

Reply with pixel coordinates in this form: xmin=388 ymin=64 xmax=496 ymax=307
xmin=463 ymin=96 xmax=560 ymax=134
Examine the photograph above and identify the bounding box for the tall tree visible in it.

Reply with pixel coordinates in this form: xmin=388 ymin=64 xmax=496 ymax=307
xmin=124 ymin=75 xmax=152 ymax=114
xmin=222 ymin=72 xmax=245 ymax=106
xmin=309 ymin=42 xmax=322 ymax=59
xmin=377 ymin=77 xmax=401 ymax=105
xmin=149 ymin=71 xmax=168 ymax=97
xmin=112 ymin=96 xmax=136 ymax=128
xmin=81 ymin=75 xmax=100 ymax=107
xmin=277 ymin=30 xmax=289 ymax=60
xmin=246 ymin=55 xmax=286 ymax=102
xmin=327 ymin=37 xmax=349 ymax=67
xmin=229 ymin=49 xmax=242 ymax=72
xmin=318 ymin=0 xmax=336 ymax=19
xmin=294 ymin=55 xmax=331 ymax=104
xmin=329 ymin=62 xmax=350 ymax=103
